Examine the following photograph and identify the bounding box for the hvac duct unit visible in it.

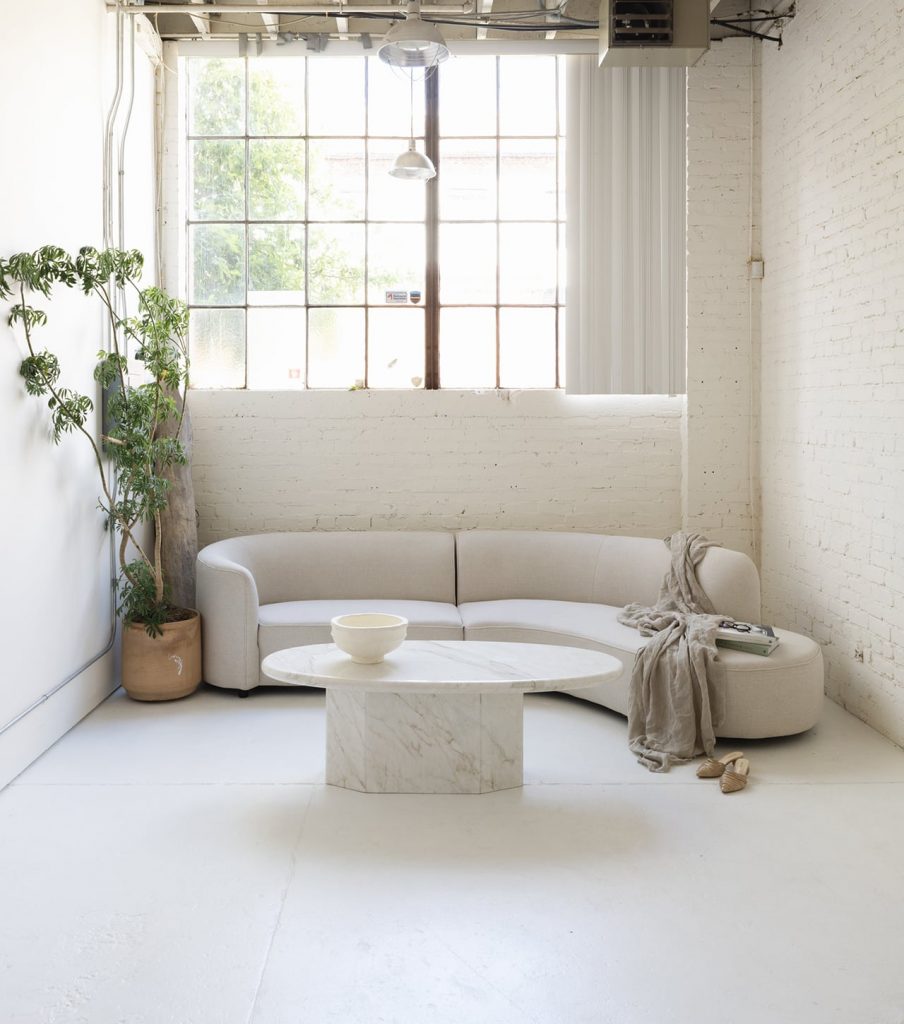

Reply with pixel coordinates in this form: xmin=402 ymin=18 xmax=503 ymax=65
xmin=599 ymin=0 xmax=710 ymax=67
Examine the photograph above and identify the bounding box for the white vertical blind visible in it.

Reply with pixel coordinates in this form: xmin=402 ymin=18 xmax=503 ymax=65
xmin=565 ymin=58 xmax=687 ymax=395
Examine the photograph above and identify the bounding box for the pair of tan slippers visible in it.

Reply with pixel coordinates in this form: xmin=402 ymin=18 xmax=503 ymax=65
xmin=696 ymin=750 xmax=750 ymax=793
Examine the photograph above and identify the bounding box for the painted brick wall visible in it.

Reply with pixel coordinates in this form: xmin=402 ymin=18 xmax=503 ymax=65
xmin=685 ymin=39 xmax=759 ymax=560
xmin=760 ymin=1 xmax=904 ymax=742
xmin=190 ymin=390 xmax=683 ymax=545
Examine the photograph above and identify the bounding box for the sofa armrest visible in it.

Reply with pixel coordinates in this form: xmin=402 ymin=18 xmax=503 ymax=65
xmin=197 ymin=549 xmax=261 ymax=690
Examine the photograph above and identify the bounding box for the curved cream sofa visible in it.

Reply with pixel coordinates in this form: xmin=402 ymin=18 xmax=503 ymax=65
xmin=196 ymin=530 xmax=824 ymax=739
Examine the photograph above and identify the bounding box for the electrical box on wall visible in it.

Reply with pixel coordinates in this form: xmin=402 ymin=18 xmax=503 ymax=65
xmin=599 ymin=0 xmax=710 ymax=67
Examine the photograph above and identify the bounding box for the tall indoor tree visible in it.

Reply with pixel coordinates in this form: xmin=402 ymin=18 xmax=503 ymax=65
xmin=0 ymin=244 xmax=201 ymax=701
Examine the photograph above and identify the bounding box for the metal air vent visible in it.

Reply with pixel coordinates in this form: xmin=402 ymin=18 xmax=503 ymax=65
xmin=609 ymin=1 xmax=673 ymax=47
xmin=600 ymin=0 xmax=709 ymax=67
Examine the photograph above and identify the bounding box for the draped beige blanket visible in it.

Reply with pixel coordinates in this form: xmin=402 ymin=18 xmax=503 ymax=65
xmin=617 ymin=532 xmax=725 ymax=773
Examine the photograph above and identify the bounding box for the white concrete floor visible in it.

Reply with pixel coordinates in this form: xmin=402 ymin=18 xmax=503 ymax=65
xmin=3 ymin=687 xmax=904 ymax=1024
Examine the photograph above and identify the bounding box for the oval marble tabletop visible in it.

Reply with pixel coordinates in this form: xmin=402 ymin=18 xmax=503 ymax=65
xmin=261 ymin=640 xmax=623 ymax=693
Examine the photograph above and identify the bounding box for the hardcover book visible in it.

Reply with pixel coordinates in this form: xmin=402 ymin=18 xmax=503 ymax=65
xmin=715 ymin=620 xmax=779 ymax=657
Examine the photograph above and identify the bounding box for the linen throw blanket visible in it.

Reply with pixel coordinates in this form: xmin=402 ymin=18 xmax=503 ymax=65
xmin=617 ymin=532 xmax=725 ymax=773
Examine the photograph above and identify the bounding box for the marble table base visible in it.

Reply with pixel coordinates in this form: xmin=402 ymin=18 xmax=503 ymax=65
xmin=326 ymin=690 xmax=524 ymax=794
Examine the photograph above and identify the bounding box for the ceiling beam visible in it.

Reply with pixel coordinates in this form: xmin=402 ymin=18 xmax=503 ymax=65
xmin=476 ymin=0 xmax=491 ymax=40
xmin=260 ymin=12 xmax=280 ymax=39
xmin=544 ymin=0 xmax=557 ymax=40
xmin=188 ymin=0 xmax=211 ymax=37
xmin=256 ymin=0 xmax=279 ymax=39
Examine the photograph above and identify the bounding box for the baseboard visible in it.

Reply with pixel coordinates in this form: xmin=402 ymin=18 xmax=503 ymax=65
xmin=0 ymin=652 xmax=118 ymax=790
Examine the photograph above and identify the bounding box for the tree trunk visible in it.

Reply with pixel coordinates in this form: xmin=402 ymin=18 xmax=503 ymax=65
xmin=157 ymin=391 xmax=199 ymax=610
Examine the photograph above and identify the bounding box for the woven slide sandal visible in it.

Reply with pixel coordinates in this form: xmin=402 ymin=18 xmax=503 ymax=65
xmin=696 ymin=750 xmax=744 ymax=779
xmin=720 ymin=757 xmax=751 ymax=794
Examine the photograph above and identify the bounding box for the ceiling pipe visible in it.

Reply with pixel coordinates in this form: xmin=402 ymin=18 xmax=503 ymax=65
xmin=110 ymin=2 xmax=473 ymax=13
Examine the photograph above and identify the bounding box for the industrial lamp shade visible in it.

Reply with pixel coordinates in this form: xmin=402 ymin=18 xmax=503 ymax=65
xmin=389 ymin=140 xmax=436 ymax=180
xmin=378 ymin=1 xmax=450 ymax=68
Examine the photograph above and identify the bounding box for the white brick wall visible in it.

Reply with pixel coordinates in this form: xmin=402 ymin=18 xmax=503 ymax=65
xmin=190 ymin=390 xmax=684 ymax=545
xmin=685 ymin=40 xmax=759 ymax=560
xmin=760 ymin=0 xmax=904 ymax=742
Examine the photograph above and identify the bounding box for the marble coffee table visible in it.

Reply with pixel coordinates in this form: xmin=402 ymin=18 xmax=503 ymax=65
xmin=261 ymin=640 xmax=623 ymax=794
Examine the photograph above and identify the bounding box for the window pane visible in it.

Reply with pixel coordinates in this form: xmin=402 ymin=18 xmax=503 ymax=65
xmin=189 ymin=308 xmax=245 ymax=388
xmin=439 ymin=308 xmax=496 ymax=388
xmin=558 ymin=57 xmax=567 ymax=133
xmin=499 ymin=307 xmax=556 ymax=388
xmin=247 ymin=307 xmax=306 ymax=389
xmin=249 ymin=58 xmax=305 ymax=136
xmin=499 ymin=57 xmax=556 ymax=136
xmin=308 ymin=308 xmax=365 ymax=388
xmin=249 ymin=225 xmax=305 ymax=305
xmin=308 ymin=225 xmax=365 ymax=304
xmin=368 ymin=224 xmax=425 ymax=304
xmin=308 ymin=60 xmax=365 ymax=136
xmin=190 ymin=140 xmax=244 ymax=220
xmin=368 ymin=309 xmax=425 ymax=388
xmin=188 ymin=58 xmax=244 ymax=136
xmin=558 ymin=222 xmax=566 ymax=302
xmin=558 ymin=307 xmax=566 ymax=388
xmin=499 ymin=223 xmax=556 ymax=303
xmin=499 ymin=139 xmax=556 ymax=221
xmin=368 ymin=59 xmax=425 ymax=137
xmin=439 ymin=57 xmax=496 ymax=137
xmin=439 ymin=139 xmax=496 ymax=221
xmin=249 ymin=140 xmax=305 ymax=220
xmin=558 ymin=136 xmax=567 ymax=220
xmin=190 ymin=224 xmax=245 ymax=305
xmin=439 ymin=223 xmax=496 ymax=304
xmin=368 ymin=140 xmax=427 ymax=222
xmin=308 ymin=140 xmax=365 ymax=221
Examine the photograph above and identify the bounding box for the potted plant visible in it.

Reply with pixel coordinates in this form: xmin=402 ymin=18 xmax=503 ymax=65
xmin=0 ymin=245 xmax=201 ymax=701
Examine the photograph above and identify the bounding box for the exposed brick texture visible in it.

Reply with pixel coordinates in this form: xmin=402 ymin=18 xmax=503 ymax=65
xmin=190 ymin=390 xmax=683 ymax=545
xmin=685 ymin=40 xmax=759 ymax=560
xmin=760 ymin=0 xmax=904 ymax=741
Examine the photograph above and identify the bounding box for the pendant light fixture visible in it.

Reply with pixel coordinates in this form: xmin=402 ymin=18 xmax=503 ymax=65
xmin=379 ymin=0 xmax=450 ymax=69
xmin=389 ymin=72 xmax=436 ymax=181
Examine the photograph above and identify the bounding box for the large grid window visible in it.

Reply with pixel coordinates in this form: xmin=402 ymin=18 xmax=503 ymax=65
xmin=184 ymin=54 xmax=564 ymax=389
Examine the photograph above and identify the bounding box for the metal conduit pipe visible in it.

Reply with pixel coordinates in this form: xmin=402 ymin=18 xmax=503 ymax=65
xmin=117 ymin=17 xmax=137 ymax=255
xmin=112 ymin=3 xmax=473 ymax=14
xmin=103 ymin=4 xmax=125 ymax=247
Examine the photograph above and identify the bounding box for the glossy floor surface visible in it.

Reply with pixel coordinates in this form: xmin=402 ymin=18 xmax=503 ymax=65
xmin=3 ymin=687 xmax=904 ymax=1024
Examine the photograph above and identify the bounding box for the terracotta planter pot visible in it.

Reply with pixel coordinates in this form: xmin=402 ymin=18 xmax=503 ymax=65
xmin=122 ymin=610 xmax=202 ymax=702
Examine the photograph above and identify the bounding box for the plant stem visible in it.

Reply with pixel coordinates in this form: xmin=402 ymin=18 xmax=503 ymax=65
xmin=17 ymin=284 xmax=116 ymax=515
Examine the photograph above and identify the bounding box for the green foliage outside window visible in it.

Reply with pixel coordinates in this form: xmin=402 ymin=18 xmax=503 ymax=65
xmin=189 ymin=59 xmax=375 ymax=308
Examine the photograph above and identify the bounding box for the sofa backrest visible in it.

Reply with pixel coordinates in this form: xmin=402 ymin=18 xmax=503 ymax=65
xmin=203 ymin=531 xmax=457 ymax=605
xmin=455 ymin=530 xmax=761 ymax=622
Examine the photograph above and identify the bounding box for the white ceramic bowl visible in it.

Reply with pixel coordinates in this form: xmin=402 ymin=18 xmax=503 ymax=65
xmin=330 ymin=613 xmax=408 ymax=664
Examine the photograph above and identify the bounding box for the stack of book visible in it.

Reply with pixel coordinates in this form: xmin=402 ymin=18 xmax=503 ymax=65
xmin=715 ymin=620 xmax=780 ymax=656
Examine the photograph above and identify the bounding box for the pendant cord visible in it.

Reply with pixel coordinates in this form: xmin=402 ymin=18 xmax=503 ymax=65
xmin=409 ymin=70 xmax=415 ymax=142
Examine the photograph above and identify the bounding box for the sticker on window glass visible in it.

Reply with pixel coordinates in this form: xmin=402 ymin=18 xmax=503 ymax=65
xmin=385 ymin=290 xmax=408 ymax=304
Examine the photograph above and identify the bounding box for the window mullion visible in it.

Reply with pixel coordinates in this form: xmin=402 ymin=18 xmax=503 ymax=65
xmin=425 ymin=69 xmax=440 ymax=390
xmin=243 ymin=57 xmax=250 ymax=389
xmin=495 ymin=56 xmax=501 ymax=390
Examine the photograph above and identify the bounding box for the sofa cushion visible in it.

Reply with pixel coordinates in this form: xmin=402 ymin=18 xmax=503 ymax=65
xmin=459 ymin=599 xmax=824 ymax=737
xmin=459 ymin=599 xmax=644 ymax=715
xmin=203 ymin=531 xmax=457 ymax=606
xmin=455 ymin=530 xmax=761 ymax=623
xmin=259 ymin=599 xmax=463 ymax=678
